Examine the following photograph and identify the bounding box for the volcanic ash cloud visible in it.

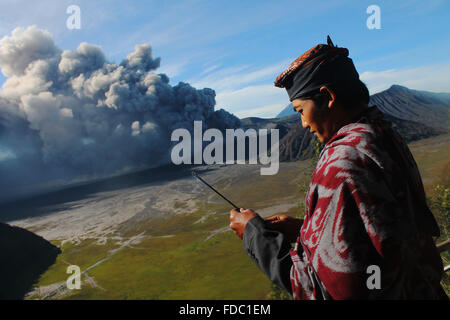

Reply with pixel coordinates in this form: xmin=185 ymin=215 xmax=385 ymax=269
xmin=0 ymin=26 xmax=240 ymax=202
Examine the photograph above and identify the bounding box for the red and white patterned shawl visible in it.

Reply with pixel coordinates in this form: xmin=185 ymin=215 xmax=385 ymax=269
xmin=290 ymin=106 xmax=444 ymax=300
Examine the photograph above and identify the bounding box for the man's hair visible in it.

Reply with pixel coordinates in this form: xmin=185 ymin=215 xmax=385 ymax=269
xmin=300 ymin=80 xmax=370 ymax=109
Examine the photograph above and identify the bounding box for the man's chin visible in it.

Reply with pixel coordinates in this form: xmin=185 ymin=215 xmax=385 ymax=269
xmin=317 ymin=135 xmax=328 ymax=144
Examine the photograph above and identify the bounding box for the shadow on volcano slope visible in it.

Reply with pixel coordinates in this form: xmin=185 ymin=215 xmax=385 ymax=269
xmin=0 ymin=164 xmax=214 ymax=223
xmin=0 ymin=222 xmax=61 ymax=299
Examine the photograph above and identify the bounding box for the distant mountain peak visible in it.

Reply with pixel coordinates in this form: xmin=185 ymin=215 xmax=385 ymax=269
xmin=369 ymin=85 xmax=449 ymax=129
xmin=276 ymin=103 xmax=295 ymax=118
xmin=388 ymin=84 xmax=409 ymax=91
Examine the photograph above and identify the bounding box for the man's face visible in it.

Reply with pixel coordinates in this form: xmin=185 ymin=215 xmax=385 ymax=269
xmin=292 ymin=98 xmax=331 ymax=143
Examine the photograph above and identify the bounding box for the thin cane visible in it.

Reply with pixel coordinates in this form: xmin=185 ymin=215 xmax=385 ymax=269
xmin=192 ymin=171 xmax=240 ymax=210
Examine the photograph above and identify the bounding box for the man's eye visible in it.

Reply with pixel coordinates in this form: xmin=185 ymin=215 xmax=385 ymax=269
xmin=293 ymin=107 xmax=303 ymax=115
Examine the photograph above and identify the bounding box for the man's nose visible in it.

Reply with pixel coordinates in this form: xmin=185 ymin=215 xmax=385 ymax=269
xmin=301 ymin=116 xmax=309 ymax=129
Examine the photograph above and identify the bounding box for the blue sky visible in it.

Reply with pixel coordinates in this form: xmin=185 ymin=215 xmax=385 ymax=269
xmin=0 ymin=0 xmax=449 ymax=118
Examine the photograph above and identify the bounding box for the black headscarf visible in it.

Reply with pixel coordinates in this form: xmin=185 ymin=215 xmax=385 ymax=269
xmin=275 ymin=36 xmax=360 ymax=101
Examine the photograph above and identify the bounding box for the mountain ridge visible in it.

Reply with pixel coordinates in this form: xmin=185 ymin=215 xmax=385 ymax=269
xmin=275 ymin=85 xmax=450 ymax=129
xmin=244 ymin=85 xmax=449 ymax=162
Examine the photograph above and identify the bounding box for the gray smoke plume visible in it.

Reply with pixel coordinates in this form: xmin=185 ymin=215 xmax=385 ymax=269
xmin=0 ymin=26 xmax=240 ymax=203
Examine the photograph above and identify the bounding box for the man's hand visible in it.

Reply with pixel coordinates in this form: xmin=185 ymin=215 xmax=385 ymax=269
xmin=265 ymin=215 xmax=303 ymax=243
xmin=229 ymin=208 xmax=258 ymax=240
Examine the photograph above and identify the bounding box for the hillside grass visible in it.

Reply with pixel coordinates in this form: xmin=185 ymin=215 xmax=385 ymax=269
xmin=409 ymin=133 xmax=450 ymax=296
xmin=64 ymin=231 xmax=271 ymax=299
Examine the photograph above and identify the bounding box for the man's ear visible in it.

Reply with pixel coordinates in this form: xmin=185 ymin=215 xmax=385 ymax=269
xmin=319 ymin=86 xmax=336 ymax=109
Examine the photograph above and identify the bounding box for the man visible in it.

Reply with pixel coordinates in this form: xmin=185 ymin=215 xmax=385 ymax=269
xmin=229 ymin=36 xmax=446 ymax=299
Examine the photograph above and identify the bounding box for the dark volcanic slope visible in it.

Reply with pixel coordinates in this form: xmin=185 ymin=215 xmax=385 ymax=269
xmin=241 ymin=115 xmax=318 ymax=161
xmin=274 ymin=113 xmax=444 ymax=162
xmin=369 ymin=85 xmax=450 ymax=130
xmin=278 ymin=123 xmax=316 ymax=161
xmin=0 ymin=223 xmax=61 ymax=299
xmin=384 ymin=114 xmax=445 ymax=143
